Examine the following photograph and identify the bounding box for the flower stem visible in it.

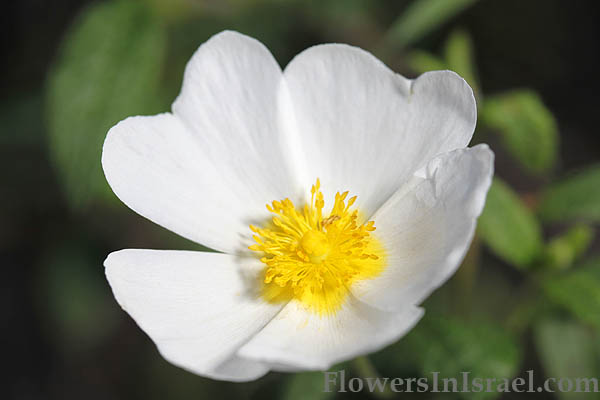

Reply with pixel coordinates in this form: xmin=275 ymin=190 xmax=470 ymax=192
xmin=351 ymin=356 xmax=395 ymax=399
xmin=505 ymin=278 xmax=541 ymax=335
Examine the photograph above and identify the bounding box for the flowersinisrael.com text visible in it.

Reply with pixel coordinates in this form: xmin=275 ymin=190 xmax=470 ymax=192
xmin=323 ymin=370 xmax=599 ymax=394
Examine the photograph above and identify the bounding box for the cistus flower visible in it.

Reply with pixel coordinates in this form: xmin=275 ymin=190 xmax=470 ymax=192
xmin=102 ymin=30 xmax=493 ymax=382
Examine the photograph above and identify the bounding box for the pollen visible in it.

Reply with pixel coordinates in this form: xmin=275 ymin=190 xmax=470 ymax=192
xmin=249 ymin=179 xmax=385 ymax=316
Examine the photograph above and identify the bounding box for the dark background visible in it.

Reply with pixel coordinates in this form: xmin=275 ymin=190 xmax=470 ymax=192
xmin=2 ymin=0 xmax=599 ymax=399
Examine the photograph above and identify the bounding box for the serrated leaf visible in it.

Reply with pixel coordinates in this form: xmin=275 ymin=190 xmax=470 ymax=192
xmin=480 ymin=90 xmax=558 ymax=174
xmin=478 ymin=178 xmax=543 ymax=269
xmin=538 ymin=165 xmax=600 ymax=223
xmin=533 ymin=318 xmax=599 ymax=400
xmin=46 ymin=0 xmax=167 ymax=211
xmin=384 ymin=0 xmax=479 ymax=48
xmin=542 ymin=257 xmax=600 ymax=330
xmin=444 ymin=28 xmax=479 ymax=96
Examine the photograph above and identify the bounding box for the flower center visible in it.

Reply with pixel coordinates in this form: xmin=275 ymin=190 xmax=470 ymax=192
xmin=249 ymin=179 xmax=385 ymax=316
xmin=300 ymin=230 xmax=330 ymax=263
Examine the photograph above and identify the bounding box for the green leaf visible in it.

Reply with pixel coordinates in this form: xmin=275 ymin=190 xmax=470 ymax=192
xmin=384 ymin=0 xmax=479 ymax=48
xmin=542 ymin=257 xmax=600 ymax=330
xmin=142 ymin=0 xmax=201 ymax=22
xmin=406 ymin=50 xmax=447 ymax=74
xmin=281 ymin=371 xmax=335 ymax=400
xmin=533 ymin=318 xmax=599 ymax=399
xmin=403 ymin=314 xmax=521 ymax=399
xmin=538 ymin=164 xmax=600 ymax=223
xmin=46 ymin=0 xmax=167 ymax=211
xmin=480 ymin=90 xmax=559 ymax=174
xmin=444 ymin=29 xmax=479 ymax=96
xmin=542 ymin=224 xmax=594 ymax=270
xmin=478 ymin=178 xmax=543 ymax=269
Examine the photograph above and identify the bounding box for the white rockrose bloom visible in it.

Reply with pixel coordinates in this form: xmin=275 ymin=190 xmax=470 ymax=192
xmin=102 ymin=30 xmax=493 ymax=382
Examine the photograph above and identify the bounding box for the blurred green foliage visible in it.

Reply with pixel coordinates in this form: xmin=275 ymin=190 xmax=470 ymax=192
xmin=481 ymin=90 xmax=559 ymax=175
xmin=281 ymin=371 xmax=336 ymax=400
xmin=46 ymin=0 xmax=167 ymax=210
xmin=538 ymin=164 xmax=600 ymax=223
xmin=478 ymin=178 xmax=543 ymax=269
xmin=384 ymin=0 xmax=479 ymax=49
xmin=37 ymin=239 xmax=121 ymax=356
xmin=542 ymin=224 xmax=594 ymax=270
xmin=407 ymin=50 xmax=447 ymax=74
xmin=542 ymin=257 xmax=600 ymax=330
xmin=533 ymin=318 xmax=599 ymax=400
xmin=444 ymin=28 xmax=479 ymax=97
xmin=19 ymin=0 xmax=600 ymax=398
xmin=401 ymin=314 xmax=520 ymax=400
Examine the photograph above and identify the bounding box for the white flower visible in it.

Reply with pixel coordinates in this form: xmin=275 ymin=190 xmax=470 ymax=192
xmin=102 ymin=30 xmax=493 ymax=382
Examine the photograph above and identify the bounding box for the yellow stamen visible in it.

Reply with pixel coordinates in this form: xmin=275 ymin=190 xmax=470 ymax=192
xmin=249 ymin=179 xmax=386 ymax=316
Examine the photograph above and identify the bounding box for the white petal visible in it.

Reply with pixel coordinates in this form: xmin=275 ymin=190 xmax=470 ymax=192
xmin=103 ymin=31 xmax=302 ymax=253
xmin=351 ymin=145 xmax=494 ymax=311
xmin=281 ymin=44 xmax=476 ymax=216
xmin=238 ymin=298 xmax=424 ymax=370
xmin=104 ymin=249 xmax=282 ymax=382
xmin=172 ymin=29 xmax=303 ymax=231
xmin=205 ymin=356 xmax=270 ymax=382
